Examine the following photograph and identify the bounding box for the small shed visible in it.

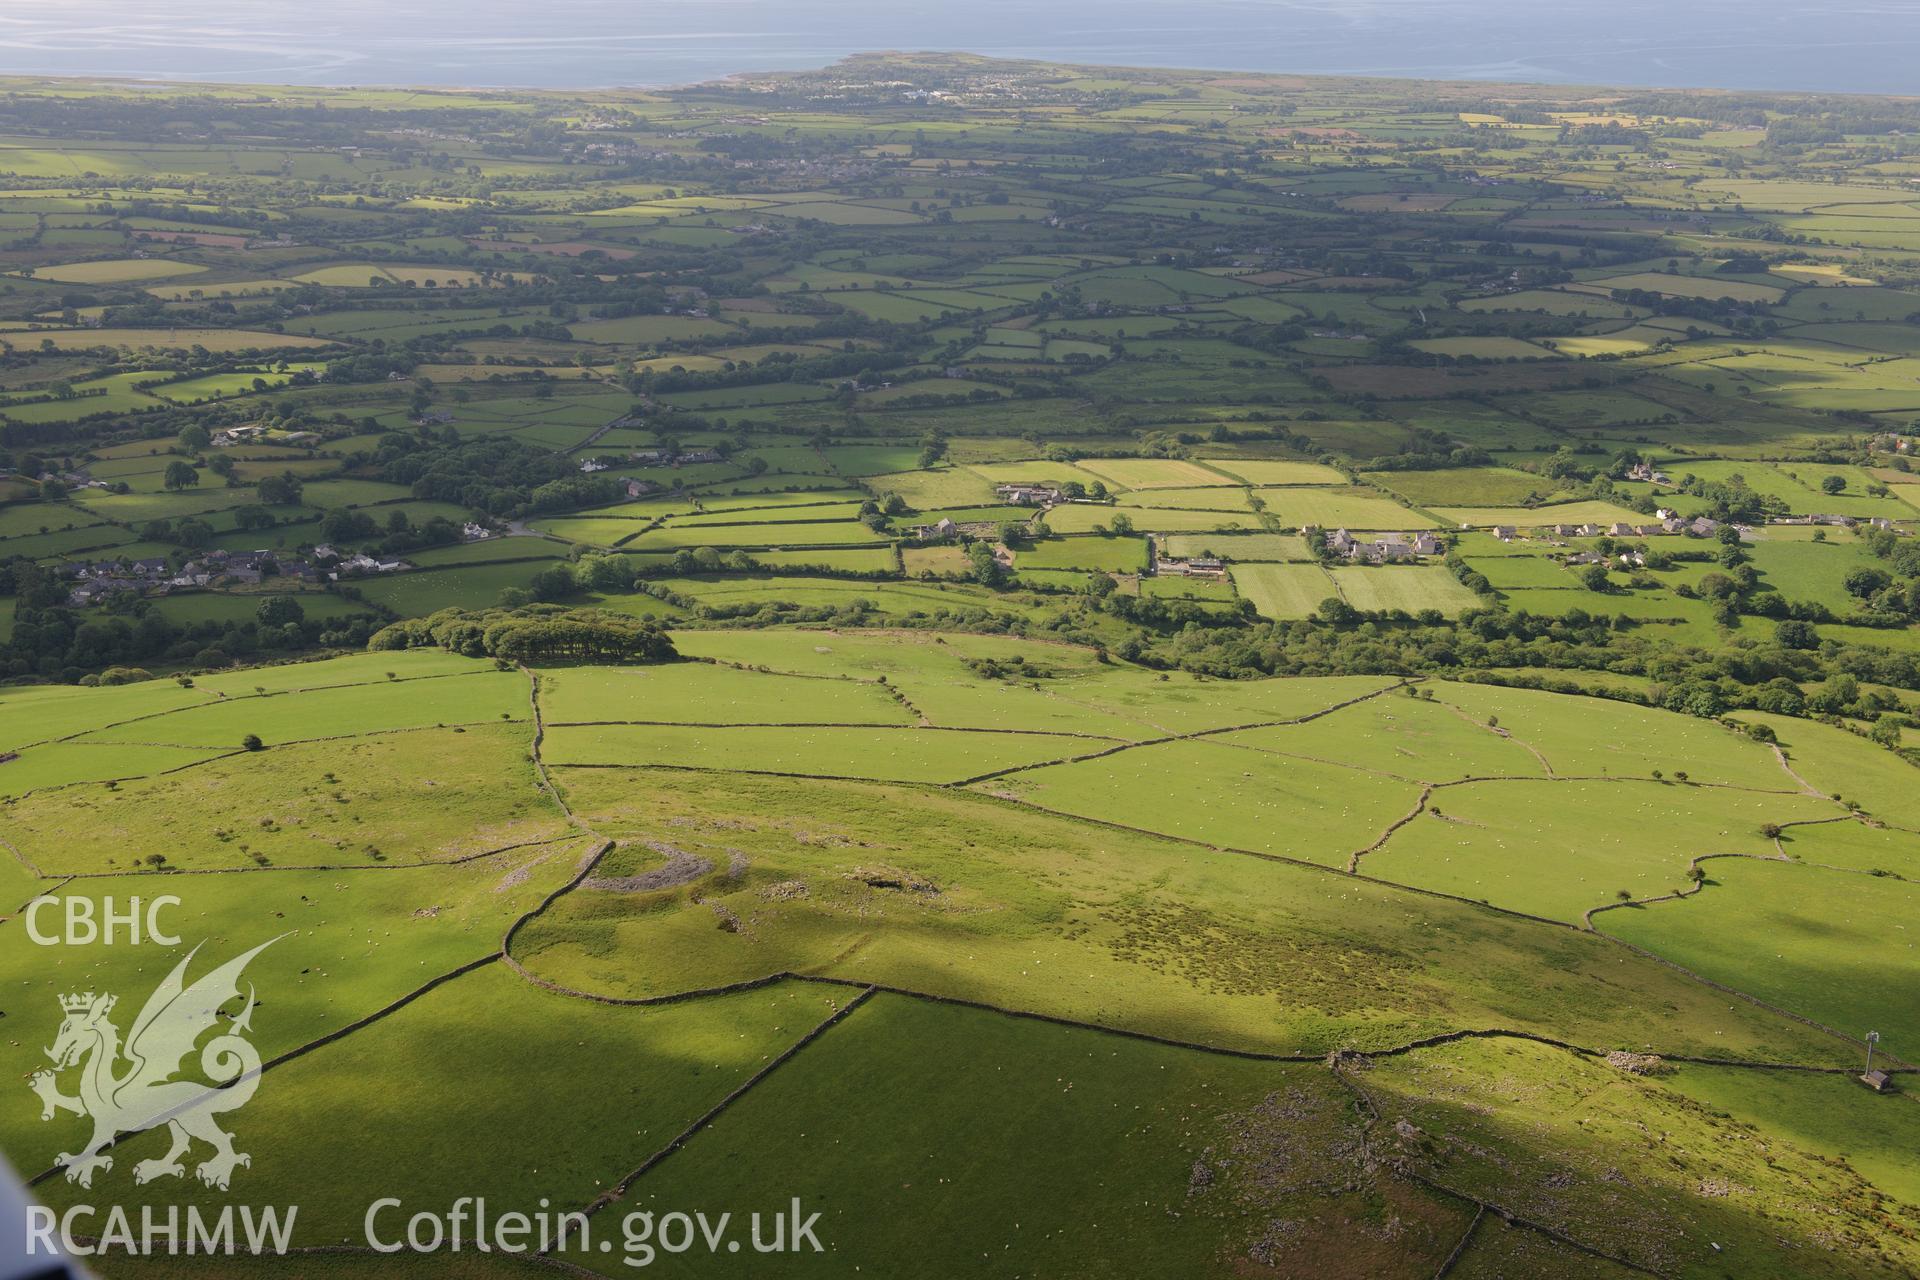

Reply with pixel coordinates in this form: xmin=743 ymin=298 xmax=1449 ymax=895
xmin=1861 ymin=1069 xmax=1892 ymax=1093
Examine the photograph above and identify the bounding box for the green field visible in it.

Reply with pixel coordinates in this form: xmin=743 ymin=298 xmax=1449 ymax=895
xmin=4 ymin=52 xmax=1920 ymax=1280
xmin=1012 ymin=534 xmax=1147 ymax=573
xmin=1328 ymin=565 xmax=1482 ymax=614
xmin=1231 ymin=561 xmax=1339 ymax=617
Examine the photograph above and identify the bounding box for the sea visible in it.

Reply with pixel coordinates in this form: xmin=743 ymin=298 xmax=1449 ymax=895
xmin=0 ymin=0 xmax=1915 ymax=94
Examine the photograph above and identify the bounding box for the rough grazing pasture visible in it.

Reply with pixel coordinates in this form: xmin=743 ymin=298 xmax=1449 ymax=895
xmin=6 ymin=52 xmax=1920 ymax=1278
xmin=520 ymin=766 xmax=1839 ymax=1064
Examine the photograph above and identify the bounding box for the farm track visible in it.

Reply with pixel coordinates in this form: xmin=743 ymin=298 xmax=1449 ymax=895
xmin=1771 ymin=742 xmax=1827 ymax=795
xmin=1430 ymin=695 xmax=1557 ymax=775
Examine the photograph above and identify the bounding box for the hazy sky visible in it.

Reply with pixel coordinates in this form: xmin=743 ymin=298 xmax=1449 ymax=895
xmin=0 ymin=0 xmax=1914 ymax=92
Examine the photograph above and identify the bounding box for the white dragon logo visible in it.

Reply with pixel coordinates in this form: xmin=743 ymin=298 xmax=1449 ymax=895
xmin=28 ymin=938 xmax=279 ymax=1190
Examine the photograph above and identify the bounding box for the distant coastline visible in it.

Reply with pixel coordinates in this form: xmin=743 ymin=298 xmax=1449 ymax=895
xmin=2 ymin=0 xmax=1918 ymax=96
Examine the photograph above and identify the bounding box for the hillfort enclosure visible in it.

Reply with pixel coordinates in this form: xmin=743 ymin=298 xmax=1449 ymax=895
xmin=2 ymin=49 xmax=1920 ymax=1278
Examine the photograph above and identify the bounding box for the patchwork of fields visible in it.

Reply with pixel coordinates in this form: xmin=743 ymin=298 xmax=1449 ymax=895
xmin=6 ymin=49 xmax=1920 ymax=1280
xmin=4 ymin=638 xmax=1918 ymax=1275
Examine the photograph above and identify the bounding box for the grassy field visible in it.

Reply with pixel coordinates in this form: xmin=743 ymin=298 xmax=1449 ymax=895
xmin=1327 ymin=565 xmax=1482 ymax=614
xmin=1367 ymin=466 xmax=1560 ymax=506
xmin=1232 ymin=562 xmax=1338 ymax=617
xmin=6 ymin=724 xmax=566 ymax=872
xmin=25 ymin=965 xmax=826 ymax=1251
xmin=1012 ymin=534 xmax=1147 ymax=573
xmin=28 ymin=258 xmax=207 ymax=284
xmin=520 ymin=764 xmax=1839 ymax=1066
xmin=1257 ymin=488 xmax=1437 ymax=530
xmin=537 ymin=661 xmax=911 ymax=725
xmin=5 ymin=54 xmax=1920 ymax=1277
xmin=559 ymin=994 xmax=1444 ymax=1278
xmin=1364 ymin=777 xmax=1835 ymax=922
xmin=1430 ymin=500 xmax=1649 ymax=528
xmin=1355 ymin=1037 xmax=1920 ymax=1278
xmin=1600 ymin=857 xmax=1920 ymax=1037
xmin=988 ymin=736 xmax=1426 ymax=865
xmin=544 ymin=722 xmax=1092 ymax=782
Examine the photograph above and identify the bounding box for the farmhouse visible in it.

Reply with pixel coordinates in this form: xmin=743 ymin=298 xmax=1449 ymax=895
xmin=211 ymin=424 xmax=267 ymax=447
xmin=53 ymin=549 xmax=335 ymax=604
xmin=1312 ymin=527 xmax=1443 ymax=564
xmin=336 ymin=553 xmax=409 ymax=576
xmin=1369 ymin=537 xmax=1417 ymax=563
xmin=995 ymin=483 xmax=1064 ymax=507
xmin=912 ymin=517 xmax=960 ymax=540
xmin=67 ymin=578 xmax=141 ymax=605
xmin=626 ymin=447 xmax=722 ymax=468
